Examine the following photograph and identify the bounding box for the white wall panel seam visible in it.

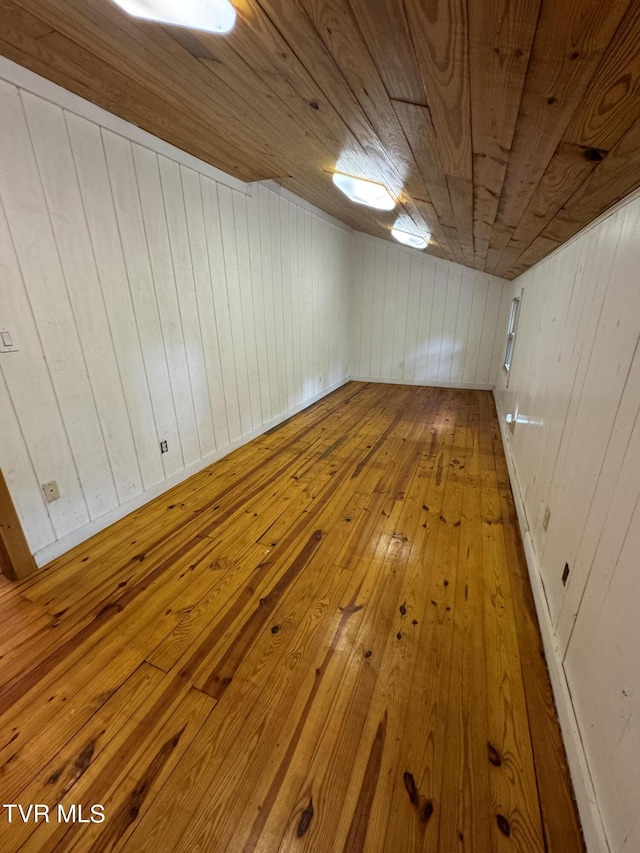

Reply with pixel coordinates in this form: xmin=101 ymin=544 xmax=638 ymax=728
xmin=562 ymin=334 xmax=640 ymax=660
xmin=98 ymin=128 xmax=164 ymax=478
xmin=197 ymin=172 xmax=233 ymax=447
xmin=131 ymin=146 xmax=187 ymax=471
xmin=158 ymin=155 xmax=206 ymax=460
xmin=61 ymin=108 xmax=145 ymax=500
xmin=178 ymin=165 xmax=219 ymax=449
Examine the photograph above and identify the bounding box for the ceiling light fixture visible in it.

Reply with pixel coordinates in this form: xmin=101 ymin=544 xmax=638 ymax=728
xmin=110 ymin=0 xmax=237 ymax=34
xmin=332 ymin=172 xmax=396 ymax=211
xmin=391 ymin=227 xmax=431 ymax=250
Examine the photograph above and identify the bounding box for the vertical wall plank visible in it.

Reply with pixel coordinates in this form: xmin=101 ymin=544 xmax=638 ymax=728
xmin=233 ymin=190 xmax=262 ymax=428
xmin=270 ymin=192 xmax=287 ymax=408
xmin=246 ymin=188 xmax=271 ymax=423
xmin=297 ymin=205 xmax=312 ymax=400
xmin=475 ymin=280 xmax=501 ymax=385
xmin=438 ymin=268 xmax=461 ymax=384
xmin=451 ymin=273 xmax=474 ymax=381
xmin=281 ymin=199 xmax=296 ymax=409
xmin=102 ymin=130 xmax=183 ymax=480
xmin=200 ymin=175 xmax=243 ymax=442
xmin=159 ymin=156 xmax=216 ymax=458
xmin=258 ymin=185 xmax=278 ymax=420
xmin=217 ymin=183 xmax=252 ymax=436
xmin=67 ymin=113 xmax=164 ymax=492
xmin=288 ymin=200 xmax=303 ymax=407
xmin=392 ymin=253 xmax=411 ymax=381
xmin=180 ymin=166 xmax=230 ymax=450
xmin=134 ymin=146 xmax=200 ymax=466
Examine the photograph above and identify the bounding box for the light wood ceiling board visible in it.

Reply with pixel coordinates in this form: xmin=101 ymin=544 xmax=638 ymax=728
xmin=413 ymin=199 xmax=461 ymax=263
xmin=402 ymin=0 xmax=475 ymax=265
xmin=468 ymin=0 xmax=541 ymax=266
xmin=564 ymin=2 xmax=640 ymax=150
xmin=391 ymin=101 xmax=465 ymax=262
xmin=508 ymin=234 xmax=562 ymax=278
xmin=9 ymin=0 xmax=290 ymax=178
xmin=0 ymin=9 xmax=269 ymax=181
xmin=253 ymin=0 xmax=428 ymax=202
xmin=493 ymin=142 xmax=604 ymax=277
xmin=483 ymin=220 xmax=512 ymax=277
xmin=487 ymin=0 xmax=632 ymax=261
xmin=345 ymin=0 xmax=426 ymax=105
xmin=0 ymin=0 xmax=53 ymax=40
xmin=175 ymin=7 xmax=375 ymax=181
xmin=171 ymin=33 xmax=343 ymax=177
xmin=295 ymin=0 xmax=434 ymax=203
xmin=446 ymin=175 xmax=475 ymax=267
xmin=404 ymin=0 xmax=472 ymax=181
xmin=537 ymin=114 xmax=640 ymax=246
xmin=391 ymin=101 xmax=455 ymax=227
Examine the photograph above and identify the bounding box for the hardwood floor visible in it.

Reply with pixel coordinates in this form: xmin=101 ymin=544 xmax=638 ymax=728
xmin=0 ymin=382 xmax=584 ymax=852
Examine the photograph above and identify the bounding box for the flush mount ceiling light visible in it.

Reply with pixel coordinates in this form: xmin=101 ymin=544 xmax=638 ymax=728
xmin=332 ymin=172 xmax=396 ymax=211
xmin=391 ymin=227 xmax=431 ymax=250
xmin=110 ymin=0 xmax=237 ymax=34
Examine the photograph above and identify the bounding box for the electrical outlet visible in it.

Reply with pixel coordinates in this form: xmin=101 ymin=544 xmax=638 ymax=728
xmin=542 ymin=505 xmax=551 ymax=532
xmin=160 ymin=440 xmax=168 ymax=454
xmin=42 ymin=480 xmax=60 ymax=503
xmin=562 ymin=563 xmax=570 ymax=586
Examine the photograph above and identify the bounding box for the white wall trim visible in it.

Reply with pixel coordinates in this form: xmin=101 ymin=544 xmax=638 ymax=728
xmin=34 ymin=378 xmax=349 ymax=567
xmin=0 ymin=55 xmax=249 ymax=194
xmin=350 ymin=376 xmax=494 ymax=391
xmin=493 ymin=391 xmax=609 ymax=853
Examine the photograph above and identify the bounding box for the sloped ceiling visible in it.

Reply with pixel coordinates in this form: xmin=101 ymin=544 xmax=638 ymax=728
xmin=1 ymin=0 xmax=640 ymax=279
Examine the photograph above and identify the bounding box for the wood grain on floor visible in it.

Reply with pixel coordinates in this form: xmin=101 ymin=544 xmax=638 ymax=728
xmin=0 ymin=382 xmax=584 ymax=852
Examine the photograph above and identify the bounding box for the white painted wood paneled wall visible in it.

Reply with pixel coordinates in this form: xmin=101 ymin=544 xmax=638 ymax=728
xmin=0 ymin=66 xmax=351 ymax=565
xmin=350 ymin=232 xmax=510 ymax=388
xmin=494 ymin=189 xmax=640 ymax=853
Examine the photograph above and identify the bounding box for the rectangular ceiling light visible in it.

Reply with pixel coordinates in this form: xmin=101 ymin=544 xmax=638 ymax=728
xmin=332 ymin=172 xmax=396 ymax=211
xmin=111 ymin=0 xmax=237 ymax=33
xmin=391 ymin=227 xmax=431 ymax=250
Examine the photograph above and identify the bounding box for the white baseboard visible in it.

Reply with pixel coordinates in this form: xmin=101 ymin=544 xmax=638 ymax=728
xmin=493 ymin=392 xmax=609 ymax=853
xmin=349 ymin=375 xmax=494 ymax=391
xmin=34 ymin=378 xmax=350 ymax=567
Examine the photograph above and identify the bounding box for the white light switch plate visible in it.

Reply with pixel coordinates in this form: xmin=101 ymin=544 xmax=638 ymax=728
xmin=0 ymin=326 xmax=18 ymax=353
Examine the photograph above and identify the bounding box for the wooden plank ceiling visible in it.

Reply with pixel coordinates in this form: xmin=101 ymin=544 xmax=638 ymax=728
xmin=1 ymin=0 xmax=640 ymax=279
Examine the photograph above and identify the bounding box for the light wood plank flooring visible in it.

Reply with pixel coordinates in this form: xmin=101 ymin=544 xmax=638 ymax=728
xmin=0 ymin=382 xmax=584 ymax=852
